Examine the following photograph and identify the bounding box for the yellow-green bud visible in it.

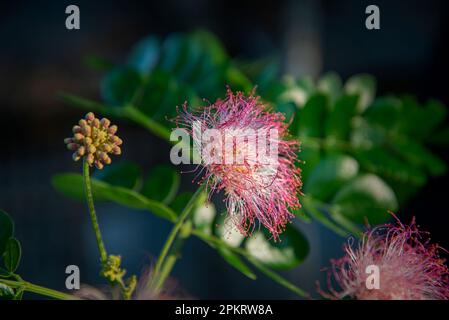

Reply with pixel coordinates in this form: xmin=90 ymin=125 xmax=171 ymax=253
xmin=64 ymin=113 xmax=123 ymax=169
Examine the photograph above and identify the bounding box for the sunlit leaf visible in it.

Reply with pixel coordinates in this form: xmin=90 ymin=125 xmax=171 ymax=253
xmin=245 ymin=225 xmax=309 ymax=270
xmin=331 ymin=174 xmax=398 ymax=225
xmin=192 ymin=202 xmax=216 ymax=235
xmin=305 ymin=155 xmax=359 ymax=202
xmin=345 ymin=74 xmax=375 ymax=113
xmin=318 ymin=72 xmax=342 ymax=104
xmin=215 ymin=214 xmax=245 ymax=248
xmin=0 ymin=283 xmax=14 ymax=299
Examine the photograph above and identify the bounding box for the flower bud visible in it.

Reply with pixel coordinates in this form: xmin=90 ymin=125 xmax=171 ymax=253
xmin=101 ymin=118 xmax=111 ymax=128
xmin=67 ymin=143 xmax=78 ymax=151
xmin=65 ymin=113 xmax=122 ymax=169
xmin=74 ymin=133 xmax=84 ymax=142
xmin=95 ymin=161 xmax=104 ymax=170
xmin=108 ymin=125 xmax=118 ymax=135
xmin=85 ymin=112 xmax=95 ymax=121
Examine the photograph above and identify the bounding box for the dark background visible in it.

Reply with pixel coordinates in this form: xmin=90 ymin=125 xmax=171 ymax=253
xmin=0 ymin=0 xmax=448 ymax=299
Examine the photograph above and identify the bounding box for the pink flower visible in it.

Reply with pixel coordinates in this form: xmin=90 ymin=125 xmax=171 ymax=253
xmin=319 ymin=217 xmax=449 ymax=300
xmin=175 ymin=88 xmax=302 ymax=240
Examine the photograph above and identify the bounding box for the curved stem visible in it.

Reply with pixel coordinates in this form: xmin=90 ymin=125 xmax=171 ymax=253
xmin=83 ymin=158 xmax=108 ymax=263
xmin=246 ymin=257 xmax=310 ymax=299
xmin=152 ymin=185 xmax=204 ymax=290
xmin=0 ymin=279 xmax=78 ymax=300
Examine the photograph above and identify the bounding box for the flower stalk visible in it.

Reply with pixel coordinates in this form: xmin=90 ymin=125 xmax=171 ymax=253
xmin=83 ymin=158 xmax=108 ymax=263
xmin=65 ymin=113 xmax=136 ymax=299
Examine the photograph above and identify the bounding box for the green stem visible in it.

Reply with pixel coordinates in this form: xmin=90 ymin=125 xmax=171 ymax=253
xmin=123 ymin=106 xmax=171 ymax=142
xmin=0 ymin=279 xmax=78 ymax=300
xmin=246 ymin=256 xmax=310 ymax=299
xmin=83 ymin=158 xmax=108 ymax=263
xmin=152 ymin=186 xmax=204 ymax=290
xmin=154 ymin=232 xmax=187 ymax=291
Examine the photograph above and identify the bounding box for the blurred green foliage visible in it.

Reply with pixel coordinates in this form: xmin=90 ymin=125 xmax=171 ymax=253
xmin=55 ymin=30 xmax=449 ymax=292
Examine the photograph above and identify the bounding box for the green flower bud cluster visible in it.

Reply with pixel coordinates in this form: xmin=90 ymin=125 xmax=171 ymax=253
xmin=65 ymin=112 xmax=122 ymax=169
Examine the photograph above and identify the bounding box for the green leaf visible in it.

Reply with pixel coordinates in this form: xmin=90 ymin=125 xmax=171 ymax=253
xmin=52 ymin=174 xmax=99 ymax=201
xmin=245 ymin=225 xmax=309 ymax=270
xmin=189 ymin=30 xmax=227 ymax=66
xmin=354 ymin=147 xmax=427 ymax=186
xmin=127 ymin=36 xmax=160 ymax=74
xmin=299 ymin=140 xmax=321 ymax=182
xmin=52 ymin=173 xmax=177 ymax=221
xmin=170 ymin=192 xmax=194 ymax=215
xmin=239 ymin=57 xmax=279 ymax=95
xmin=318 ymin=72 xmax=342 ymax=104
xmin=279 ymin=76 xmax=315 ymax=108
xmin=159 ymin=33 xmax=188 ymax=73
xmin=225 ymin=66 xmax=253 ymax=93
xmin=350 ymin=118 xmax=385 ymax=149
xmin=304 ymin=155 xmax=359 ymax=202
xmin=93 ymin=161 xmax=142 ymax=190
xmin=0 ymin=210 xmax=14 ymax=255
xmin=344 ymin=74 xmax=375 ymax=112
xmin=217 ymin=246 xmax=257 ymax=280
xmin=325 ymin=95 xmax=358 ymax=142
xmin=364 ymin=96 xmax=402 ymax=130
xmin=0 ymin=283 xmax=14 ymax=298
xmin=331 ymin=174 xmax=398 ymax=225
xmin=391 ymin=139 xmax=447 ymax=176
xmin=101 ymin=66 xmax=142 ymax=107
xmin=397 ymin=96 xmax=447 ymax=141
xmin=3 ymin=238 xmax=21 ymax=273
xmin=141 ymin=165 xmax=180 ymax=204
xmin=296 ymin=93 xmax=328 ymax=138
xmin=137 ymin=70 xmax=200 ymax=120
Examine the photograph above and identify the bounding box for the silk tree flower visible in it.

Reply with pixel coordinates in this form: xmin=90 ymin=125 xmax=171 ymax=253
xmin=175 ymin=88 xmax=302 ymax=240
xmin=319 ymin=217 xmax=449 ymax=300
xmin=64 ymin=112 xmax=122 ymax=169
